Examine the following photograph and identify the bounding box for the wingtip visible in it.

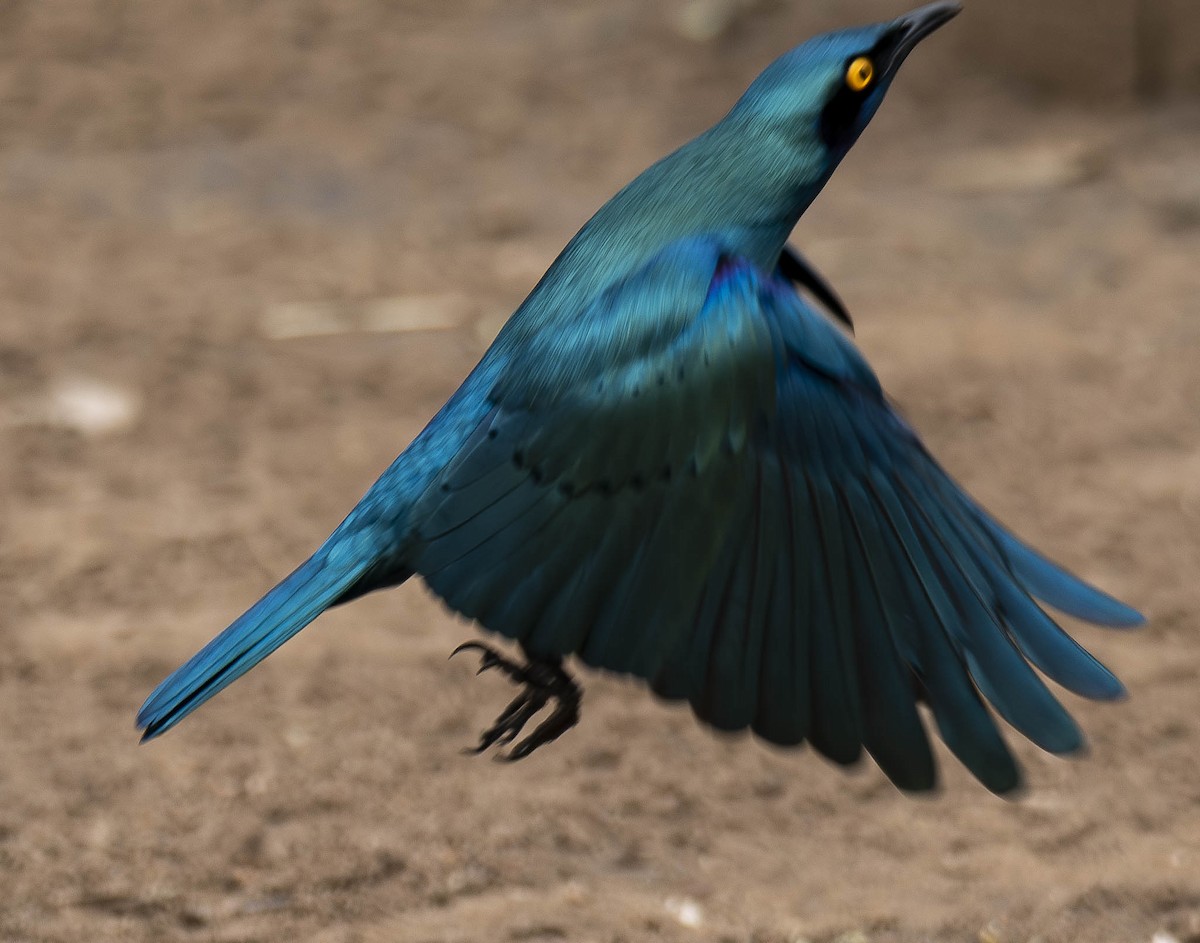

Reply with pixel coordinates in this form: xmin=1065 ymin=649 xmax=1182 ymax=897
xmin=991 ymin=774 xmax=1026 ymax=801
xmin=1076 ymin=598 xmax=1145 ymax=631
xmin=1072 ymin=590 xmax=1146 ymax=630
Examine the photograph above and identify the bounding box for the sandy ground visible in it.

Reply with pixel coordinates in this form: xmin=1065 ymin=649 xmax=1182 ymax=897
xmin=1 ymin=3 xmax=1198 ymax=942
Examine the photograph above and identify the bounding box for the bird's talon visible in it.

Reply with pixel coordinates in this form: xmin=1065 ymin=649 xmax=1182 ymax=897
xmin=452 ymin=640 xmax=582 ymax=761
xmin=449 ymin=641 xmax=477 ymax=659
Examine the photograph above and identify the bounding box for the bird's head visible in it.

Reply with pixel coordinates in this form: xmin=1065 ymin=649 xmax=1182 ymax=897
xmin=728 ymin=2 xmax=960 ymax=167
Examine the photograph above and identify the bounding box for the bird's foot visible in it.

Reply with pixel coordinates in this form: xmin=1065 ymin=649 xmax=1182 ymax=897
xmin=450 ymin=641 xmax=581 ymax=761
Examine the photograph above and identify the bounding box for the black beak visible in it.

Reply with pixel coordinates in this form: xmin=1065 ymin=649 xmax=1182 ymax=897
xmin=880 ymin=2 xmax=961 ymax=73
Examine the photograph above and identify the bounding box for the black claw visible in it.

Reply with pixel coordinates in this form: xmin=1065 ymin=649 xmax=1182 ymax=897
xmin=503 ymin=690 xmax=581 ymax=761
xmin=451 ymin=641 xmax=534 ymax=684
xmin=450 ymin=641 xmax=495 ymax=673
xmin=451 ymin=640 xmax=582 ymax=760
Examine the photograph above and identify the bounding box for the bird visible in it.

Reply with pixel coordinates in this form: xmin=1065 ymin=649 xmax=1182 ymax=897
xmin=137 ymin=1 xmax=1143 ymax=795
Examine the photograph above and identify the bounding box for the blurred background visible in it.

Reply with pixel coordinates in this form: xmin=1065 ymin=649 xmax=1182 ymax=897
xmin=1 ymin=2 xmax=1198 ymax=941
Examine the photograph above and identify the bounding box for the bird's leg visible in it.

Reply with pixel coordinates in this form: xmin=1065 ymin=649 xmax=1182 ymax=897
xmin=450 ymin=641 xmax=582 ymax=761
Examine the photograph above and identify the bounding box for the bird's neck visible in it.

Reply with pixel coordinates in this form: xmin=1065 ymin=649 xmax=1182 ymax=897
xmin=611 ymin=120 xmax=837 ymax=269
xmin=507 ymin=122 xmax=832 ymax=334
xmin=684 ymin=120 xmax=834 ymax=261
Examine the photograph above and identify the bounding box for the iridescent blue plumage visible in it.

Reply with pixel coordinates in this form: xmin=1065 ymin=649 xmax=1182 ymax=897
xmin=137 ymin=3 xmax=1143 ymax=793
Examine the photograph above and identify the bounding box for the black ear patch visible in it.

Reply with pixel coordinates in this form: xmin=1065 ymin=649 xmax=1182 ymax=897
xmin=818 ymin=67 xmax=871 ymax=152
xmin=819 ymin=27 xmax=902 ymax=153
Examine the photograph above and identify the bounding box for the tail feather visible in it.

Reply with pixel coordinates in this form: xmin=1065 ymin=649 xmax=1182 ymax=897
xmin=137 ymin=551 xmax=370 ymax=741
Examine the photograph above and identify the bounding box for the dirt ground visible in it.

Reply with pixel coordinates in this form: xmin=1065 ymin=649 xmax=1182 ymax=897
xmin=1 ymin=3 xmax=1198 ymax=942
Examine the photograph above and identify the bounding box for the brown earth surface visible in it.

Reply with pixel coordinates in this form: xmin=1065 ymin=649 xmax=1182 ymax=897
xmin=1 ymin=3 xmax=1198 ymax=942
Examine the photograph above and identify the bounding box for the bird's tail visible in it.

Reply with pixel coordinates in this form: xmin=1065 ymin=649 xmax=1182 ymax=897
xmin=136 ymin=549 xmax=371 ymax=741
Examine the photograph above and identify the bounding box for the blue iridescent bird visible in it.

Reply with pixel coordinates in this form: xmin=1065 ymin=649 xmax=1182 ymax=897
xmin=138 ymin=2 xmax=1143 ymax=794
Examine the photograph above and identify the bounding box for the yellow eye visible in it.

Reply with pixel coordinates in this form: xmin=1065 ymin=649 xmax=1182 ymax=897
xmin=846 ymin=56 xmax=874 ymax=92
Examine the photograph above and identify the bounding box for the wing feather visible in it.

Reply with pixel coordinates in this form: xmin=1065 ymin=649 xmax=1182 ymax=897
xmin=407 ymin=237 xmax=1138 ymax=792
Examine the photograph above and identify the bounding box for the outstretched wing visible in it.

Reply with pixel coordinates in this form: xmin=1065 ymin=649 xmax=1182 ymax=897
xmin=407 ymin=236 xmax=1141 ymax=794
